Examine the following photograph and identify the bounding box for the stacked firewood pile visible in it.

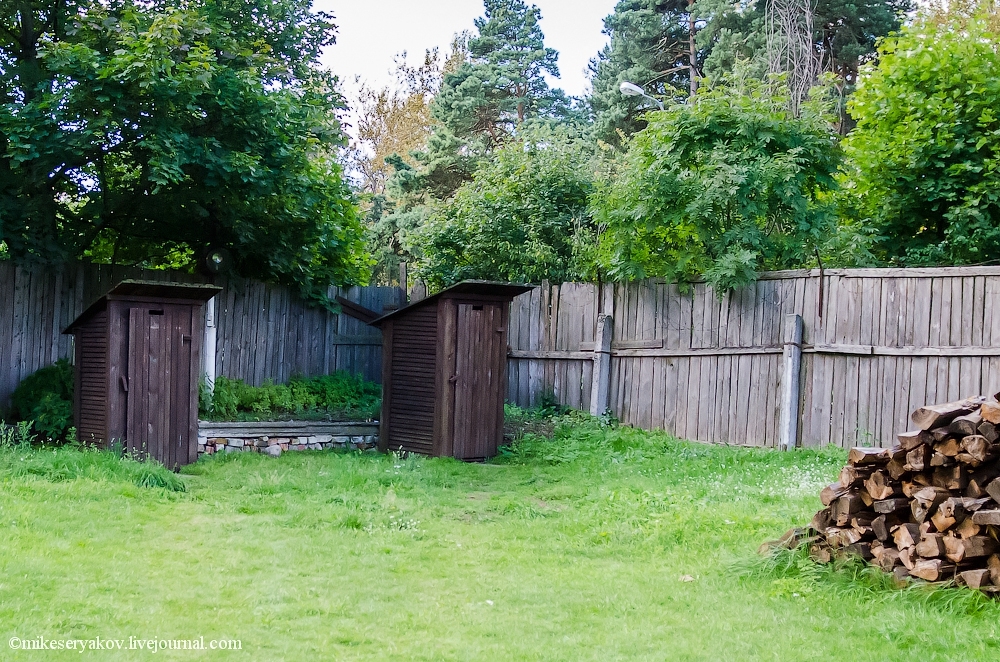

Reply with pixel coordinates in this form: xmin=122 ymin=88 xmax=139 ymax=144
xmin=805 ymin=394 xmax=1000 ymax=590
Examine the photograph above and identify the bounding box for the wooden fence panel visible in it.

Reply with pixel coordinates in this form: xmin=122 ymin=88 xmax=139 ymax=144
xmin=0 ymin=262 xmax=395 ymax=412
xmin=507 ymin=267 xmax=1000 ymax=449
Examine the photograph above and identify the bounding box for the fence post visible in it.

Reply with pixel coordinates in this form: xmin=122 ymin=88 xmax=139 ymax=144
xmin=780 ymin=313 xmax=803 ymax=450
xmin=203 ymin=295 xmax=218 ymax=395
xmin=589 ymin=314 xmax=614 ymax=417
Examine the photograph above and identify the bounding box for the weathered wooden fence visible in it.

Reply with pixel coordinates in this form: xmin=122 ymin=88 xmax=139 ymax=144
xmin=0 ymin=262 xmax=396 ymax=410
xmin=507 ymin=267 xmax=1000 ymax=449
xmin=7 ymin=261 xmax=1000 ymax=449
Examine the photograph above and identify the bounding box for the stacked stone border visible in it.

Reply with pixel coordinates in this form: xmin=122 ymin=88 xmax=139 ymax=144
xmin=198 ymin=421 xmax=379 ymax=458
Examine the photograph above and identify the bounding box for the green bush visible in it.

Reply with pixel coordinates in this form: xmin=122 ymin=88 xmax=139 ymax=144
xmin=201 ymin=372 xmax=381 ymax=422
xmin=9 ymin=359 xmax=74 ymax=442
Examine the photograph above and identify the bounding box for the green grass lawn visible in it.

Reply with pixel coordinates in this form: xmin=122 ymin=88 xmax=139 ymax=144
xmin=3 ymin=414 xmax=1000 ymax=661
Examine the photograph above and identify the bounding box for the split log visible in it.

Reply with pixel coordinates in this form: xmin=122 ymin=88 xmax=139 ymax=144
xmin=915 ymin=533 xmax=946 ymax=558
xmin=930 ymin=452 xmax=953 ymax=467
xmin=950 ymin=412 xmax=983 ymax=437
xmin=810 ymin=507 xmax=832 ymax=532
xmin=972 ymin=510 xmax=1000 ymax=526
xmin=930 ymin=509 xmax=956 ymax=532
xmin=957 ymin=518 xmax=982 ymax=539
xmin=872 ymin=514 xmax=903 ymax=542
xmin=840 ymin=464 xmax=874 ymax=487
xmin=810 ymin=544 xmax=832 ymax=564
xmin=931 ymin=427 xmax=954 ymax=443
xmin=887 ymin=456 xmax=909 ymax=480
xmin=910 ymin=558 xmax=956 ymax=581
xmin=893 ymin=523 xmax=921 ymax=549
xmin=939 ymin=496 xmax=988 ymax=519
xmin=979 ymin=421 xmax=1000 ymax=443
xmin=893 ymin=566 xmax=911 ymax=585
xmin=944 ymin=535 xmax=997 ymax=562
xmin=851 ymin=512 xmax=875 ymax=534
xmin=873 ymin=497 xmax=910 ymax=514
xmin=902 ymin=474 xmax=933 ymax=497
xmin=833 ymin=493 xmax=864 ymax=526
xmin=825 ymin=527 xmax=863 ymax=547
xmin=932 ymin=465 xmax=966 ymax=491
xmin=956 ymin=452 xmax=982 ymax=467
xmin=820 ymin=482 xmax=847 ymax=507
xmin=847 ymin=541 xmax=873 ymax=560
xmin=911 ymin=396 xmax=988 ymax=431
xmin=848 ymin=447 xmax=890 ymax=466
xmin=875 ymin=547 xmax=901 ymax=572
xmin=899 ymin=546 xmax=915 ymax=570
xmin=905 ymin=445 xmax=931 ymax=472
xmin=959 ymin=568 xmax=992 ymax=589
xmin=961 ymin=435 xmax=993 ymax=463
xmin=988 ymin=554 xmax=1000 ymax=585
xmin=980 ymin=401 xmax=1000 ymax=425
xmin=898 ymin=430 xmax=933 ymax=450
xmin=966 ymin=465 xmax=1000 ymax=498
xmin=934 ymin=437 xmax=962 ymax=457
xmin=987 ymin=478 xmax=1000 ymax=505
xmin=912 ymin=486 xmax=951 ymax=509
xmin=863 ymin=472 xmax=897 ymax=501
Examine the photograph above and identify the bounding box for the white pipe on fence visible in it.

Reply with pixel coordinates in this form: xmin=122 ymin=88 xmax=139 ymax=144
xmin=203 ymin=296 xmax=217 ymax=394
xmin=779 ymin=314 xmax=803 ymax=450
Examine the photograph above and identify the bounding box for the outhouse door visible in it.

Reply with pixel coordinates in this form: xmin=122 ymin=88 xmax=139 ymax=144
xmin=125 ymin=304 xmax=195 ymax=468
xmin=452 ymin=302 xmax=508 ymax=459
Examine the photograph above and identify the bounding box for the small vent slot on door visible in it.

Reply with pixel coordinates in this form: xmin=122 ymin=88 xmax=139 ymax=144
xmin=472 ymin=305 xmax=483 ymax=310
xmin=149 ymin=309 xmax=164 ymax=315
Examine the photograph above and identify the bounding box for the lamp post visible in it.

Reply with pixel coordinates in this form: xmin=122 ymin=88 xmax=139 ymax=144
xmin=619 ymin=81 xmax=664 ymax=111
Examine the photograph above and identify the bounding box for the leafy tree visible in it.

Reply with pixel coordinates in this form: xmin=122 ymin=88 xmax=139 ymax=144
xmin=367 ymin=1 xmax=574 ymax=285
xmin=814 ymin=0 xmax=909 ymax=131
xmin=349 ymin=50 xmax=444 ymax=195
xmin=593 ymin=72 xmax=841 ymax=290
xmin=0 ymin=0 xmax=368 ymax=303
xmin=410 ymin=122 xmax=596 ymax=289
xmin=842 ymin=2 xmax=1000 ymax=266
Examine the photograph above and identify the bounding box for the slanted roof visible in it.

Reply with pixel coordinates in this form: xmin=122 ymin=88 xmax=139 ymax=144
xmin=64 ymin=280 xmax=222 ymax=334
xmin=371 ymin=280 xmax=533 ymax=326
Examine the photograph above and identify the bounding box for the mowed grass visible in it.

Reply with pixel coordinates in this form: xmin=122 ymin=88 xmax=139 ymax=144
xmin=3 ymin=414 xmax=1000 ymax=661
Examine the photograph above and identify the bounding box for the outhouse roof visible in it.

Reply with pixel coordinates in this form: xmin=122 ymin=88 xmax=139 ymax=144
xmin=371 ymin=280 xmax=533 ymax=326
xmin=63 ymin=280 xmax=222 ymax=334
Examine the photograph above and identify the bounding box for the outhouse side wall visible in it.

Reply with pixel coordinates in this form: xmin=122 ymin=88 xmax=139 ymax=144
xmin=107 ymin=299 xmax=130 ymax=444
xmin=75 ymin=308 xmax=110 ymax=444
xmin=383 ymin=303 xmax=438 ymax=455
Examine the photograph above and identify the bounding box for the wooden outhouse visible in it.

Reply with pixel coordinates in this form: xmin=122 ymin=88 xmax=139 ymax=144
xmin=372 ymin=280 xmax=531 ymax=460
xmin=63 ymin=280 xmax=221 ymax=468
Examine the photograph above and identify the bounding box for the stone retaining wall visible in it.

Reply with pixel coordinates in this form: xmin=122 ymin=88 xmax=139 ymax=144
xmin=197 ymin=421 xmax=379 ymax=458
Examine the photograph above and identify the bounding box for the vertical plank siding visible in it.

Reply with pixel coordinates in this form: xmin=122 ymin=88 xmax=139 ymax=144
xmin=9 ymin=261 xmax=1000 ymax=449
xmin=506 ymin=267 xmax=1000 ymax=449
xmin=0 ymin=262 xmax=396 ymax=412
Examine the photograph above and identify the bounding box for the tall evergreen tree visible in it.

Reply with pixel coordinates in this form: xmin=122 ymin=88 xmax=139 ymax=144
xmin=589 ymin=0 xmax=906 ymax=144
xmin=431 ymin=0 xmax=567 ymax=152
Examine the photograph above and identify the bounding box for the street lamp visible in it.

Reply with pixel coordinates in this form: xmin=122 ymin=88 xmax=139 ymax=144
xmin=619 ymin=81 xmax=664 ymax=111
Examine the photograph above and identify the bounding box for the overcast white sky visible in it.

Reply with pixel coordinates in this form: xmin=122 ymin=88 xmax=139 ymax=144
xmin=317 ymin=0 xmax=620 ymax=104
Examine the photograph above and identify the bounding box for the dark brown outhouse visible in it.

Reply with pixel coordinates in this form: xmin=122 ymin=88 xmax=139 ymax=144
xmin=372 ymin=280 xmax=531 ymax=460
xmin=64 ymin=281 xmax=221 ymax=468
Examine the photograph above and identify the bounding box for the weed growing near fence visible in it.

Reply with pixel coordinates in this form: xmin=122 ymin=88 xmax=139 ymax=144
xmin=3 ymin=415 xmax=1000 ymax=659
xmin=201 ymin=371 xmax=381 ymax=422
xmin=0 ymin=444 xmax=185 ymax=492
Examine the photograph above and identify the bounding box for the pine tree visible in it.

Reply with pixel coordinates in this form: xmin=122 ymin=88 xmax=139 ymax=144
xmin=589 ymin=0 xmax=907 ymax=144
xmin=430 ymin=0 xmax=568 ymax=153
